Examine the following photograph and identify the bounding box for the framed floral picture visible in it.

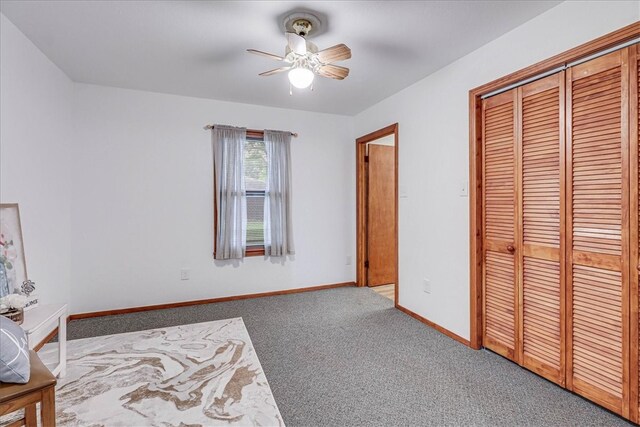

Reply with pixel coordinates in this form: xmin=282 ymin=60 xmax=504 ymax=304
xmin=0 ymin=204 xmax=28 ymax=298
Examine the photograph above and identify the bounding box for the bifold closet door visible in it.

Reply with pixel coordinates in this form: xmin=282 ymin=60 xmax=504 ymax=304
xmin=517 ymin=73 xmax=565 ymax=385
xmin=566 ymin=48 xmax=630 ymax=416
xmin=482 ymin=89 xmax=518 ymax=361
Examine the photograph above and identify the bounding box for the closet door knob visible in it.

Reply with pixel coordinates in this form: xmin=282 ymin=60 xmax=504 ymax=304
xmin=506 ymin=245 xmax=515 ymax=253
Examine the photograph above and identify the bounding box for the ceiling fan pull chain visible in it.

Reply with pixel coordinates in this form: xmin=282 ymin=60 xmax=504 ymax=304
xmin=289 ymin=82 xmax=293 ymax=96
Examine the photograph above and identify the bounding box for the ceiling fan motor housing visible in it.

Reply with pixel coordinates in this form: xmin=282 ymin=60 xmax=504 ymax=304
xmin=292 ymin=19 xmax=312 ymax=37
xmin=283 ymin=11 xmax=322 ymax=37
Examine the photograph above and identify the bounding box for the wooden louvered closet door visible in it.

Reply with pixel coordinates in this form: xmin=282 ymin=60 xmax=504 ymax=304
xmin=480 ymin=42 xmax=637 ymax=422
xmin=482 ymin=89 xmax=518 ymax=361
xmin=517 ymin=73 xmax=565 ymax=385
xmin=566 ymin=48 xmax=630 ymax=416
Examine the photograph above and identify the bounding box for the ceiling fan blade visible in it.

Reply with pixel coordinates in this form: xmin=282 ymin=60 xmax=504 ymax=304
xmin=316 ymin=44 xmax=351 ymax=64
xmin=317 ymin=64 xmax=349 ymax=80
xmin=286 ymin=32 xmax=307 ymax=55
xmin=259 ymin=66 xmax=292 ymax=76
xmin=247 ymin=49 xmax=284 ymax=61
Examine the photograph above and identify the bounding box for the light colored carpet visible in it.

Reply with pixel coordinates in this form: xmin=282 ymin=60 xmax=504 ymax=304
xmin=37 ymin=318 xmax=283 ymax=426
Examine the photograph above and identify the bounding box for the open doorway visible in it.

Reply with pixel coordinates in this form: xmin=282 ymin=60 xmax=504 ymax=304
xmin=356 ymin=124 xmax=398 ymax=305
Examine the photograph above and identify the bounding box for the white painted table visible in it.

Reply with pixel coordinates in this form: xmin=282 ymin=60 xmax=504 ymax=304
xmin=21 ymin=303 xmax=67 ymax=378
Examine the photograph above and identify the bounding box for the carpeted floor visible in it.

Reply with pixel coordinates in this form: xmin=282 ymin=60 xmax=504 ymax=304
xmin=66 ymin=286 xmax=631 ymax=426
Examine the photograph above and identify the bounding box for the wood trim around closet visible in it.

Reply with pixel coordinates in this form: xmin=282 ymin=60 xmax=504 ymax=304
xmin=630 ymin=43 xmax=640 ymax=424
xmin=469 ymin=21 xmax=640 ymax=350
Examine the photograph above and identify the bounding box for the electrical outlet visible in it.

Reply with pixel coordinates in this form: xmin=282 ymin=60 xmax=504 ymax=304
xmin=346 ymin=255 xmax=352 ymax=265
xmin=180 ymin=269 xmax=190 ymax=280
xmin=423 ymin=278 xmax=431 ymax=294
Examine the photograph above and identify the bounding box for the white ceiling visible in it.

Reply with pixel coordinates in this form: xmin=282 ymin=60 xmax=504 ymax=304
xmin=0 ymin=1 xmax=561 ymax=115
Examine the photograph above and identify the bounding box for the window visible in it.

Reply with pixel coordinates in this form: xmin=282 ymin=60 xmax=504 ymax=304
xmin=244 ymin=138 xmax=267 ymax=253
xmin=213 ymin=128 xmax=293 ymax=259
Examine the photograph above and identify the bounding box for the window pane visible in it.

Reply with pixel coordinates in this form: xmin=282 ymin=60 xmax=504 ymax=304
xmin=246 ymin=192 xmax=264 ymax=246
xmin=244 ymin=140 xmax=266 ymax=247
xmin=245 ymin=140 xmax=267 ymax=191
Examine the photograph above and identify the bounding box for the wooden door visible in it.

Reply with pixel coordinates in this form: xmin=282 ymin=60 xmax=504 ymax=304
xmin=482 ymin=89 xmax=519 ymax=361
xmin=367 ymin=144 xmax=396 ymax=286
xmin=518 ymin=73 xmax=566 ymax=385
xmin=630 ymin=43 xmax=639 ymax=424
xmin=566 ymin=49 xmax=630 ymax=416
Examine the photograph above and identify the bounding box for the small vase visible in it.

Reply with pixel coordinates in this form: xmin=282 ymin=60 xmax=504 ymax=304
xmin=0 ymin=307 xmax=24 ymax=325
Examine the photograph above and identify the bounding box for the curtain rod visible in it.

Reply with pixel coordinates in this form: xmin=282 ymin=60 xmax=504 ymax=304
xmin=203 ymin=125 xmax=298 ymax=138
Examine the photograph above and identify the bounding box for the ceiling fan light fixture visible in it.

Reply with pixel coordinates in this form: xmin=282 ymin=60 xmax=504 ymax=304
xmin=288 ymin=67 xmax=314 ymax=89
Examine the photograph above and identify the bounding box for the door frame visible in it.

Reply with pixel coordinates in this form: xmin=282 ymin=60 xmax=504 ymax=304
xmin=356 ymin=123 xmax=399 ymax=305
xmin=468 ymin=23 xmax=640 ymax=350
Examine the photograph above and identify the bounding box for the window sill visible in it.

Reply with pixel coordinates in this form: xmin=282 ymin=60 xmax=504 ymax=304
xmin=245 ymin=247 xmax=265 ymax=257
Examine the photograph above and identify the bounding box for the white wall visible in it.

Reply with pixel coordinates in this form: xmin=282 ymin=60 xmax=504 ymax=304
xmin=70 ymin=84 xmax=354 ymax=313
xmin=354 ymin=1 xmax=640 ymax=340
xmin=0 ymin=14 xmax=74 ymax=307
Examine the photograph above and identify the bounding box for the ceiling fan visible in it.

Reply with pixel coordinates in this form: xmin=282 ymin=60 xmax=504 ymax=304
xmin=247 ymin=13 xmax=351 ymax=91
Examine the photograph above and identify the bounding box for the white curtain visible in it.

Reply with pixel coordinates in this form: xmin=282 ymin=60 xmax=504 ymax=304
xmin=264 ymin=130 xmax=295 ymax=257
xmin=212 ymin=125 xmax=247 ymax=260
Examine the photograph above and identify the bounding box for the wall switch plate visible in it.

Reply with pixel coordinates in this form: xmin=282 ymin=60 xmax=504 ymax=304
xmin=346 ymin=255 xmax=352 ymax=265
xmin=423 ymin=278 xmax=431 ymax=294
xmin=460 ymin=180 xmax=469 ymax=197
xmin=180 ymin=269 xmax=190 ymax=280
